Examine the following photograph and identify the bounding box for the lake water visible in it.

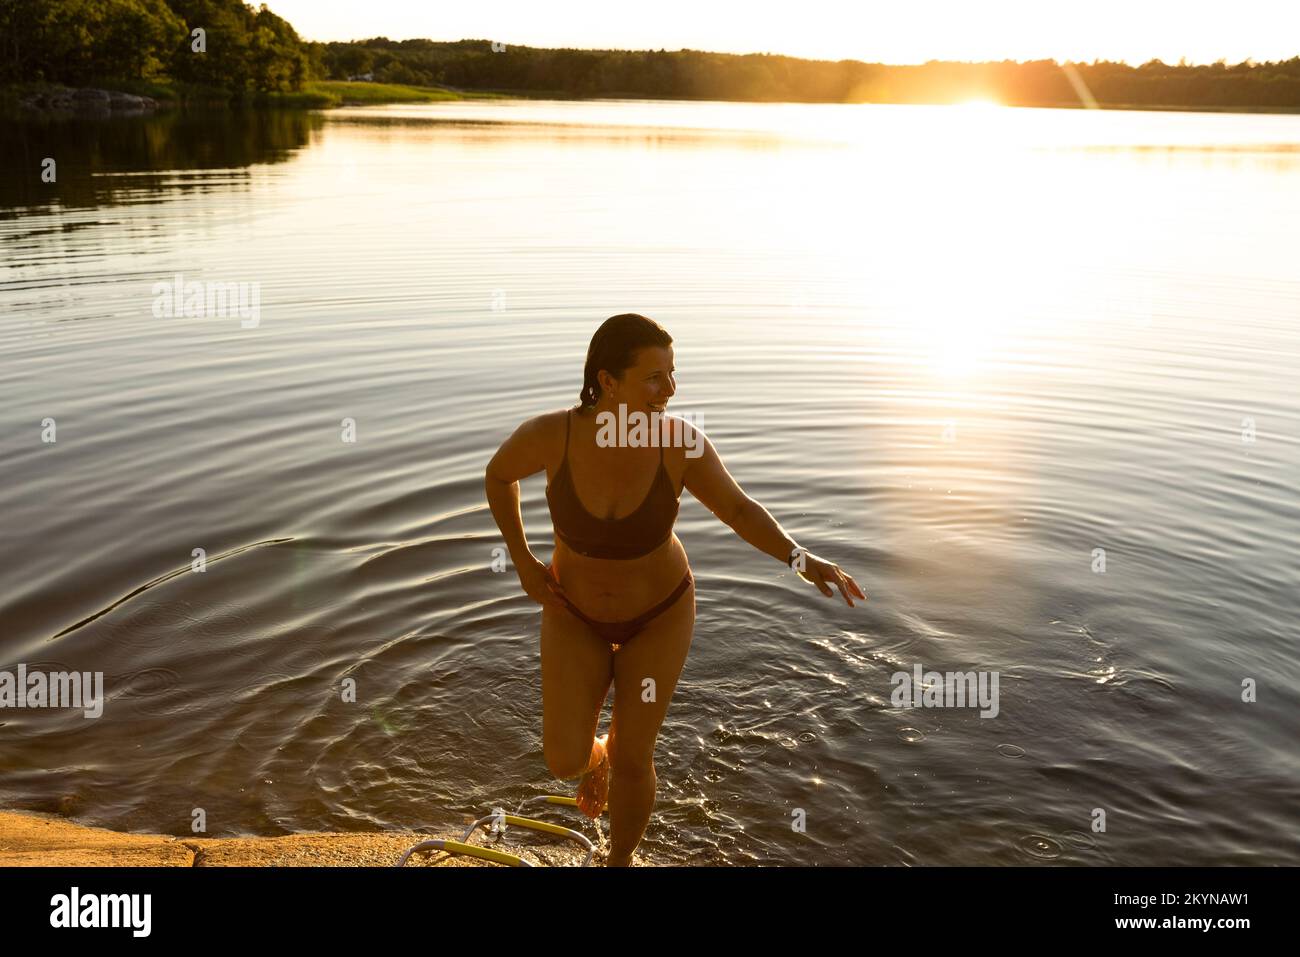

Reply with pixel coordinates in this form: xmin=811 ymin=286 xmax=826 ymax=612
xmin=1 ymin=99 xmax=1297 ymax=865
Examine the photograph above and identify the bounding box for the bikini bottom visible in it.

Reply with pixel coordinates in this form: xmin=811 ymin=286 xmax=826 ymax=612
xmin=552 ymin=570 xmax=693 ymax=650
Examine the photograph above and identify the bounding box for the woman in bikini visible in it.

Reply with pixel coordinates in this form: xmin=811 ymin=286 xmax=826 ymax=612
xmin=484 ymin=313 xmax=866 ymax=866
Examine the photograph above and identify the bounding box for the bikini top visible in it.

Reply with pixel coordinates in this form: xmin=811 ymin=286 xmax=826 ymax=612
xmin=545 ymin=407 xmax=681 ymax=560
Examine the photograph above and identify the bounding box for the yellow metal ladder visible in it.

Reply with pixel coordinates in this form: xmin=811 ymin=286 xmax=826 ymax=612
xmin=396 ymin=794 xmax=602 ymax=867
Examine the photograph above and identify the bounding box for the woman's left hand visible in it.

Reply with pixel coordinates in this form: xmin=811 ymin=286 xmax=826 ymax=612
xmin=795 ymin=551 xmax=868 ymax=607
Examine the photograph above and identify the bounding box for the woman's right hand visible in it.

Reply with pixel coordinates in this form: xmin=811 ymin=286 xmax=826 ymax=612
xmin=518 ymin=555 xmax=565 ymax=608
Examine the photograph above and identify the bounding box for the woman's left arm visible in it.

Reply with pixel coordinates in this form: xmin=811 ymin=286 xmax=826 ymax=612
xmin=681 ymin=425 xmax=867 ymax=607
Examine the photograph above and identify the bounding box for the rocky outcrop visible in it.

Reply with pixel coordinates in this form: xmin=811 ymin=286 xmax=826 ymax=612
xmin=0 ymin=808 xmax=603 ymax=866
xmin=19 ymin=86 xmax=163 ymax=114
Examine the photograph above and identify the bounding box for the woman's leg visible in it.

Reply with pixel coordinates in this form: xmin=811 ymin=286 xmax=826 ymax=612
xmin=540 ymin=601 xmax=615 ymax=782
xmin=606 ymin=579 xmax=696 ymax=865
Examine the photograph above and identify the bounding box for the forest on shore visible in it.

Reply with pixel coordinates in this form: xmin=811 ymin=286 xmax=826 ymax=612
xmin=2 ymin=0 xmax=1298 ymax=110
xmin=334 ymin=38 xmax=1300 ymax=109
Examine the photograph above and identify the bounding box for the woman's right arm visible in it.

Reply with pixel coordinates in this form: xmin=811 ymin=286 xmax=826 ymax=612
xmin=484 ymin=415 xmax=562 ymax=606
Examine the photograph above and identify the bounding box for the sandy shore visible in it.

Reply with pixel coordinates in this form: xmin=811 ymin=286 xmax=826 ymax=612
xmin=0 ymin=809 xmax=605 ymax=867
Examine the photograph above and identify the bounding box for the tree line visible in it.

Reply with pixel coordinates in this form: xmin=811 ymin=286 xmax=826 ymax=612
xmin=2 ymin=1 xmax=1298 ymax=109
xmin=323 ymin=39 xmax=1300 ymax=109
xmin=0 ymin=0 xmax=315 ymax=95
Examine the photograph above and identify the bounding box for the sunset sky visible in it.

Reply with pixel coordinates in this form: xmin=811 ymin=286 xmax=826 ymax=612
xmin=263 ymin=0 xmax=1299 ymax=66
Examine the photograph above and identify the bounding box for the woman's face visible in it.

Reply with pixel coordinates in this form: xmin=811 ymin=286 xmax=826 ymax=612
xmin=606 ymin=345 xmax=675 ymax=415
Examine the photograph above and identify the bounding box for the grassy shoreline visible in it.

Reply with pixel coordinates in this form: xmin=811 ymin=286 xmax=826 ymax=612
xmin=294 ymin=80 xmax=509 ymax=106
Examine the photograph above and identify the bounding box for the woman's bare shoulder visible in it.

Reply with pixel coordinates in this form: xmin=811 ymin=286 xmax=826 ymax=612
xmin=516 ymin=406 xmax=575 ymax=447
xmin=657 ymin=413 xmax=710 ymax=483
xmin=488 ymin=408 xmax=574 ymax=480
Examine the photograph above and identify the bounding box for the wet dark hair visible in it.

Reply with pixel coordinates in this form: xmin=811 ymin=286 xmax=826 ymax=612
xmin=578 ymin=314 xmax=673 ymax=409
